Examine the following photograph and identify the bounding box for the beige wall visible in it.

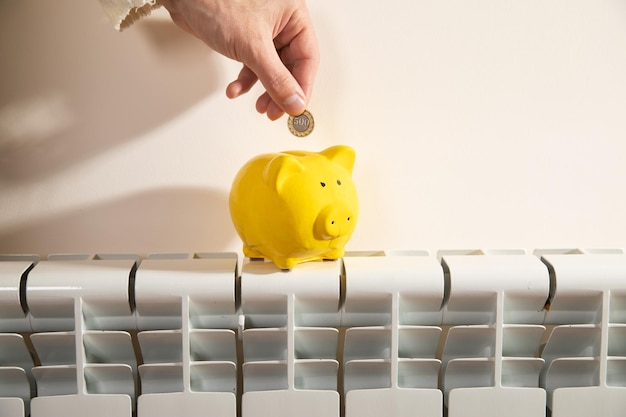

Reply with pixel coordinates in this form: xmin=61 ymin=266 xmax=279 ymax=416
xmin=1 ymin=0 xmax=626 ymax=256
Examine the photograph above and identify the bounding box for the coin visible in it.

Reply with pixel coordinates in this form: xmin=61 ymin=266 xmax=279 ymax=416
xmin=288 ymin=110 xmax=314 ymax=137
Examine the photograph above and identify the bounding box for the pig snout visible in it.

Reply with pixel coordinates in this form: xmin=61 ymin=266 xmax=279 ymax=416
xmin=314 ymin=205 xmax=354 ymax=240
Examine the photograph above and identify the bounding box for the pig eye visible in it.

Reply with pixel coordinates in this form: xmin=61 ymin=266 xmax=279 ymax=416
xmin=337 ymin=180 xmax=342 ymax=185
xmin=320 ymin=182 xmax=326 ymax=187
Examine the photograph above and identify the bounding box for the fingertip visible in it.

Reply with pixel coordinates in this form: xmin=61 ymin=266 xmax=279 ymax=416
xmin=282 ymin=93 xmax=306 ymax=117
xmin=227 ymin=66 xmax=258 ymax=99
xmin=255 ymin=94 xmax=285 ymax=120
xmin=256 ymin=92 xmax=272 ymax=114
xmin=226 ymin=81 xmax=242 ymax=99
xmin=266 ymin=101 xmax=285 ymax=121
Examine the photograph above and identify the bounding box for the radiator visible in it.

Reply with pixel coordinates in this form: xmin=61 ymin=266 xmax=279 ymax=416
xmin=1 ymin=249 xmax=625 ymax=417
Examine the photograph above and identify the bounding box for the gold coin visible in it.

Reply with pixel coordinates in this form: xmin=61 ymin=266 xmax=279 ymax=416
xmin=288 ymin=110 xmax=314 ymax=137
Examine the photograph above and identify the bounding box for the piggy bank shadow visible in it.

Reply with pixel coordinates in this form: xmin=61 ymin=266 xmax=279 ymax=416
xmin=0 ymin=187 xmax=237 ymax=256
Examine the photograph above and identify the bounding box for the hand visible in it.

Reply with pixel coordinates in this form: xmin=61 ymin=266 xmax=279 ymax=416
xmin=159 ymin=0 xmax=320 ymax=120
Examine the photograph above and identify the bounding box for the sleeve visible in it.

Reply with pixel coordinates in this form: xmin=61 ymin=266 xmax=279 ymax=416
xmin=98 ymin=0 xmax=161 ymax=31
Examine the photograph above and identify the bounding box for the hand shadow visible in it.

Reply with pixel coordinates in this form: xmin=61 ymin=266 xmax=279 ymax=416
xmin=0 ymin=1 xmax=224 ymax=181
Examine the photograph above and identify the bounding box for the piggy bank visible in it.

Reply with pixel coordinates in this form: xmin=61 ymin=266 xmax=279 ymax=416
xmin=229 ymin=145 xmax=358 ymax=269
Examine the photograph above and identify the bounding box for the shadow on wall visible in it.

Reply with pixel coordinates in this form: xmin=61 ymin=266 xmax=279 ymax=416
xmin=0 ymin=0 xmax=223 ymax=180
xmin=0 ymin=187 xmax=238 ymax=256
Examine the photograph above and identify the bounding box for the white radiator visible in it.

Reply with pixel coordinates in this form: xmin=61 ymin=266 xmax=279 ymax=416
xmin=1 ymin=249 xmax=625 ymax=417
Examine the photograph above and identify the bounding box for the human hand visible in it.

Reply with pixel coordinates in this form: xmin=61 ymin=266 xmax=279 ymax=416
xmin=159 ymin=0 xmax=319 ymax=120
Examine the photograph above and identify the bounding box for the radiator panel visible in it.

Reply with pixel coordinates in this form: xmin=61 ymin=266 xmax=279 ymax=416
xmin=1 ymin=250 xmax=625 ymax=417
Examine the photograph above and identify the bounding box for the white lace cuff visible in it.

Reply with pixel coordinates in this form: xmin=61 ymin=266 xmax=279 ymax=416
xmin=98 ymin=0 xmax=161 ymax=31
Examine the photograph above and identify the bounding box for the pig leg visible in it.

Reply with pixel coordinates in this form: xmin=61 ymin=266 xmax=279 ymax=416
xmin=323 ymin=248 xmax=345 ymax=260
xmin=243 ymin=245 xmax=265 ymax=260
xmin=274 ymin=256 xmax=299 ymax=270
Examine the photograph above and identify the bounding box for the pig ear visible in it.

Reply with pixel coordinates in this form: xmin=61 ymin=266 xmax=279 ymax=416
xmin=263 ymin=154 xmax=305 ymax=191
xmin=320 ymin=145 xmax=356 ymax=174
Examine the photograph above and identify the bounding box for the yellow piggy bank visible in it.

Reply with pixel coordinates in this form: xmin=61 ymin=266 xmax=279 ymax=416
xmin=229 ymin=145 xmax=359 ymax=269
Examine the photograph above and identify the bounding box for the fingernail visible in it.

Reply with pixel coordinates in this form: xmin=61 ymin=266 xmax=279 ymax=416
xmin=283 ymin=93 xmax=306 ymax=115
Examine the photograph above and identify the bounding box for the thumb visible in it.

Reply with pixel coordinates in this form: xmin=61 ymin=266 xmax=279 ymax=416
xmin=248 ymin=45 xmax=307 ymax=116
